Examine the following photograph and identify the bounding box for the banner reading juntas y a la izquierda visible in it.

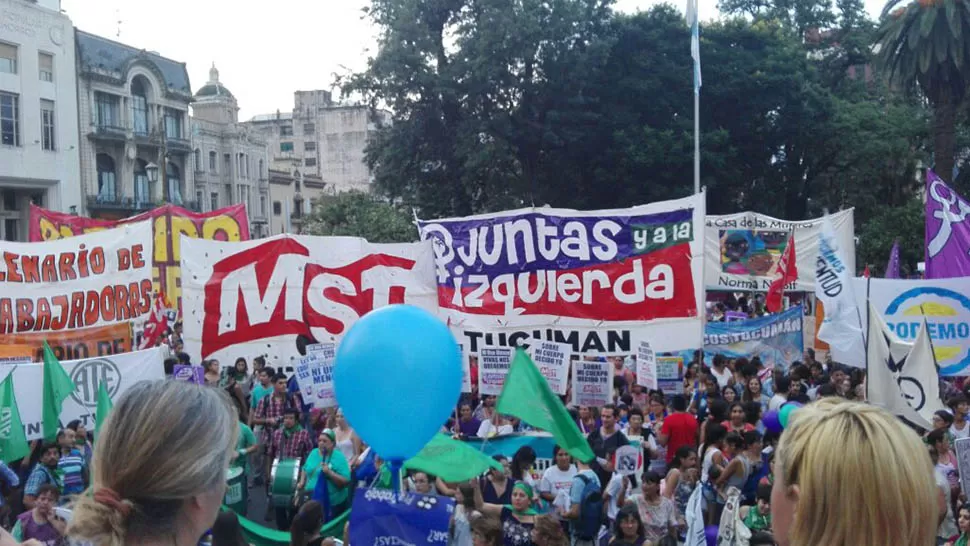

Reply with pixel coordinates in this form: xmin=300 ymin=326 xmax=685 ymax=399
xmin=0 ymin=346 xmax=165 ymax=440
xmin=417 ymin=193 xmax=706 ymax=358
xmin=705 ymin=208 xmax=855 ymax=292
xmin=0 ymin=221 xmax=153 ymax=337
xmin=180 ymin=234 xmax=439 ymax=372
xmin=703 ymin=305 xmax=804 ymax=372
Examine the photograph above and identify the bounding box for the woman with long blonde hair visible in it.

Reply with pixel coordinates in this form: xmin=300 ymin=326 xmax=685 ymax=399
xmin=68 ymin=380 xmax=237 ymax=546
xmin=772 ymin=397 xmax=938 ymax=546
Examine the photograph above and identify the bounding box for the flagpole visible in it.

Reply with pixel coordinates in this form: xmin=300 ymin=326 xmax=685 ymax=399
xmin=694 ymin=89 xmax=700 ymax=195
xmin=864 ymin=277 xmax=871 ymax=402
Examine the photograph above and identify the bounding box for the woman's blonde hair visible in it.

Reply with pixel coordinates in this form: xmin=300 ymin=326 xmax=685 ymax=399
xmin=69 ymin=380 xmax=237 ymax=546
xmin=776 ymin=397 xmax=937 ymax=546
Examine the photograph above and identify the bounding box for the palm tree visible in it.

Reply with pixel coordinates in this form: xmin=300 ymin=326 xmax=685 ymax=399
xmin=873 ymin=0 xmax=970 ymax=181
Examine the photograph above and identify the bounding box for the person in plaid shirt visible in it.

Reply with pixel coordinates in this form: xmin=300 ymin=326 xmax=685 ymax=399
xmin=269 ymin=408 xmax=312 ymax=529
xmin=23 ymin=444 xmax=60 ymax=510
xmin=253 ymin=373 xmax=305 ymax=476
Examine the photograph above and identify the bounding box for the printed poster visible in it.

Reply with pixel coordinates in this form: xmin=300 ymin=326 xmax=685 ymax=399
xmin=528 ymin=340 xmax=570 ymax=395
xmin=571 ymin=358 xmax=614 ymax=407
xmin=173 ymin=365 xmax=204 ymax=384
xmin=637 ymin=341 xmax=657 ymax=390
xmin=478 ymin=346 xmax=513 ymax=396
xmin=308 ymin=343 xmax=337 ymax=408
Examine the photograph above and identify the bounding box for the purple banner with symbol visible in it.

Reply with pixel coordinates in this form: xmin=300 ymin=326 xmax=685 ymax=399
xmin=926 ymin=170 xmax=970 ymax=278
xmin=173 ymin=365 xmax=204 ymax=384
xmin=885 ymin=240 xmax=900 ymax=279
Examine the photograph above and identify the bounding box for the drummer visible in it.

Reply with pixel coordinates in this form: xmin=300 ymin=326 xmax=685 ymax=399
xmin=268 ymin=408 xmax=313 ymax=530
xmin=253 ymin=373 xmax=305 ymax=484
xmin=230 ymin=408 xmax=259 ymax=516
xmin=298 ymin=429 xmax=351 ymax=524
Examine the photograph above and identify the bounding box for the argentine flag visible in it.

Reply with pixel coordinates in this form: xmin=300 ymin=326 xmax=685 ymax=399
xmin=686 ymin=0 xmax=701 ymax=92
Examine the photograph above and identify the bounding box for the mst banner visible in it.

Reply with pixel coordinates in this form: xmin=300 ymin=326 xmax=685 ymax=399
xmin=180 ymin=234 xmax=438 ymax=371
xmin=0 ymin=347 xmax=165 ymax=440
xmin=705 ymin=209 xmax=855 ymax=292
xmin=417 ymin=193 xmax=706 ymax=356
xmin=704 ymin=305 xmax=804 ymax=371
xmin=0 ymin=222 xmax=152 ymax=336
xmin=29 ymin=204 xmax=250 ymax=310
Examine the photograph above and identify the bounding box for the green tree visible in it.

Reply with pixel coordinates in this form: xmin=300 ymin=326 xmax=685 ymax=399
xmin=873 ymin=0 xmax=970 ymax=182
xmin=856 ymin=197 xmax=924 ymax=276
xmin=301 ymin=191 xmax=418 ymax=243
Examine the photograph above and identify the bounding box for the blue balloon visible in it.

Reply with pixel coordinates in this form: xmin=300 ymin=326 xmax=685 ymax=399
xmin=334 ymin=305 xmax=462 ymax=462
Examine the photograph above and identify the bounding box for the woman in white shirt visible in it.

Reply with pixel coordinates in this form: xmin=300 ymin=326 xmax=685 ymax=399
xmin=477 ymin=414 xmax=514 ymax=438
xmin=538 ymin=446 xmax=577 ymax=511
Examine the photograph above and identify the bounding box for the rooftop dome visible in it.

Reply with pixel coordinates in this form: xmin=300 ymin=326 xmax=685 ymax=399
xmin=194 ymin=63 xmax=234 ymax=99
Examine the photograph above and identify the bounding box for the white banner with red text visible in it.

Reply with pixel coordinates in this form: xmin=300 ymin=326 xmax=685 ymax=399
xmin=0 ymin=221 xmax=153 ymax=337
xmin=179 ymin=234 xmax=439 ymax=370
xmin=416 ymin=193 xmax=706 ymax=360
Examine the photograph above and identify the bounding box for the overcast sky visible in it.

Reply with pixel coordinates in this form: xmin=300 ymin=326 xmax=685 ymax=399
xmin=60 ymin=0 xmax=889 ymax=121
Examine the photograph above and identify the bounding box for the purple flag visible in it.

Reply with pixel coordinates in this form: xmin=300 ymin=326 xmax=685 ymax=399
xmin=173 ymin=365 xmax=204 ymax=384
xmin=926 ymin=170 xmax=970 ymax=278
xmin=885 ymin=240 xmax=900 ymax=278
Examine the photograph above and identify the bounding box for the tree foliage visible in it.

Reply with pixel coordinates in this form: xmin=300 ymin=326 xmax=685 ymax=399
xmin=302 ymin=191 xmax=418 ymax=243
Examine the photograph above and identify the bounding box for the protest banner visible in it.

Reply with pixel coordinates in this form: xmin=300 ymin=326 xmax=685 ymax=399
xmin=527 ymin=340 xmax=570 ymax=395
xmin=349 ymin=488 xmax=454 ymax=546
xmin=656 ymin=355 xmax=684 ymax=396
xmin=180 ymin=234 xmax=438 ymax=371
xmin=173 ymin=365 xmax=204 ymax=384
xmin=307 ymin=343 xmax=336 ymax=408
xmin=0 ymin=346 xmax=31 ymax=365
xmin=637 ymin=340 xmax=657 ymax=390
xmin=0 ymin=347 xmax=165 ymax=440
xmin=705 ymin=209 xmax=855 ymax=292
xmin=834 ymin=277 xmax=970 ymax=375
xmin=478 ymin=346 xmax=513 ymax=396
xmin=571 ymin=358 xmax=614 ymax=407
xmin=703 ymin=305 xmax=804 ymax=372
xmin=0 ymin=221 xmax=153 ymax=337
xmin=3 ymin=323 xmax=134 ymax=362
xmin=417 ymin=194 xmax=706 ymax=358
xmin=29 ymin=203 xmax=250 ymax=310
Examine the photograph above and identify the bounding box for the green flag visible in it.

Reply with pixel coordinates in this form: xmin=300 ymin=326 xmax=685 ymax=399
xmin=95 ymin=380 xmax=113 ymax=442
xmin=404 ymin=433 xmax=504 ymax=482
xmin=497 ymin=348 xmax=594 ymax=462
xmin=41 ymin=341 xmax=75 ymax=442
xmin=0 ymin=371 xmax=28 ymax=463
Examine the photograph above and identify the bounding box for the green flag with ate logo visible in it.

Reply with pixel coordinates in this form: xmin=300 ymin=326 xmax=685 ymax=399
xmin=41 ymin=341 xmax=75 ymax=442
xmin=0 ymin=371 xmax=29 ymax=463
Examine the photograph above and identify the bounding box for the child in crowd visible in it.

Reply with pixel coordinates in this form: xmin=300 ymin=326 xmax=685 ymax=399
xmin=738 ymin=483 xmax=772 ymax=533
xmin=12 ymin=484 xmax=66 ymax=546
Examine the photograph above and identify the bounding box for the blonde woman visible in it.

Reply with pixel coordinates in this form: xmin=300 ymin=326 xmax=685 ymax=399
xmin=772 ymin=397 xmax=938 ymax=546
xmin=69 ymin=381 xmax=237 ymax=546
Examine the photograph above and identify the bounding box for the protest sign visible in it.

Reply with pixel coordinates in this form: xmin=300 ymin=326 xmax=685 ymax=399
xmin=656 ymin=355 xmax=684 ymax=396
xmin=349 ymin=488 xmax=454 ymax=546
xmin=307 ymin=343 xmax=337 ymax=408
xmin=459 ymin=344 xmax=472 ymax=393
xmin=571 ymin=358 xmax=614 ymax=407
xmin=30 ymin=203 xmax=250 ymax=310
xmin=614 ymin=444 xmax=643 ymax=476
xmin=637 ymin=341 xmax=657 ymax=390
xmin=0 ymin=221 xmax=153 ymax=336
xmin=704 ymin=305 xmax=804 ymax=372
xmin=478 ymin=346 xmax=513 ymax=396
xmin=173 ymin=365 xmax=204 ymax=384
xmin=528 ymin=340 xmax=570 ymax=395
xmin=181 ymin=234 xmax=438 ymax=371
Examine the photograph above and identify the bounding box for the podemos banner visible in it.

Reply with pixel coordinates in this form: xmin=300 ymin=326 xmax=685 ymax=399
xmin=0 ymin=222 xmax=153 ymax=336
xmin=705 ymin=209 xmax=855 ymax=292
xmin=29 ymin=204 xmax=250 ymax=310
xmin=704 ymin=305 xmax=804 ymax=371
xmin=417 ymin=194 xmax=706 ymax=358
xmin=180 ymin=234 xmax=438 ymax=372
xmin=0 ymin=347 xmax=165 ymax=440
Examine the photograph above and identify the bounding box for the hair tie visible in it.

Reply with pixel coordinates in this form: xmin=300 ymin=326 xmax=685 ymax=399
xmin=93 ymin=488 xmax=132 ymax=518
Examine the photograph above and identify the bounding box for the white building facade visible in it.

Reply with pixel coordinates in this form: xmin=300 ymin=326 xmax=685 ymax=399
xmin=75 ymin=29 xmax=194 ymax=219
xmin=190 ymin=65 xmax=271 ymax=237
xmin=0 ymin=0 xmax=81 ymax=240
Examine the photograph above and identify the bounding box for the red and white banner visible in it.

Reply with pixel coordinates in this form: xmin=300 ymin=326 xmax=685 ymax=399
xmin=416 ymin=193 xmax=706 ymax=356
xmin=180 ymin=234 xmax=439 ymax=370
xmin=0 ymin=221 xmax=153 ymax=336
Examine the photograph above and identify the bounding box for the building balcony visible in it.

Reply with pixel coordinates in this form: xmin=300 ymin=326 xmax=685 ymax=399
xmin=166 ymin=136 xmax=192 ymax=154
xmin=87 ymin=124 xmax=127 ymax=143
xmin=86 ymin=194 xmax=155 ymax=215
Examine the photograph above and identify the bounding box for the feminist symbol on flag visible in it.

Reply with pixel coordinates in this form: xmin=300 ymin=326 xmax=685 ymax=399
xmin=928 ymin=176 xmax=970 ymax=258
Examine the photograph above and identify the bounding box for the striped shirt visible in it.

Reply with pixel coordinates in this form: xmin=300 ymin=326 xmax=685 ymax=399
xmin=57 ymin=449 xmax=86 ymax=495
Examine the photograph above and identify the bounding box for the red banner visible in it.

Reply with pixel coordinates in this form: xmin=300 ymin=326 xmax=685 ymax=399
xmin=29 ymin=204 xmax=250 ymax=310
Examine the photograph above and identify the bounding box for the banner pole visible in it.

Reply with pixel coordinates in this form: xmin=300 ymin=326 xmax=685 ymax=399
xmin=864 ymin=277 xmax=871 ymax=402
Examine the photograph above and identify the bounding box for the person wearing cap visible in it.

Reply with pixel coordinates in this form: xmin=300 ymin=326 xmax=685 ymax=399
xmin=298 ymin=429 xmax=350 ymax=526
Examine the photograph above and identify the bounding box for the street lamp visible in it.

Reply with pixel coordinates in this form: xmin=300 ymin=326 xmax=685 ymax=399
xmin=145 ymin=162 xmax=159 ymax=184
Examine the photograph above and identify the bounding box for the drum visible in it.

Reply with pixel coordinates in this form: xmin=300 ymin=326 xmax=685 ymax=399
xmin=270 ymin=458 xmax=300 ymax=507
xmin=225 ymin=466 xmax=247 ymax=514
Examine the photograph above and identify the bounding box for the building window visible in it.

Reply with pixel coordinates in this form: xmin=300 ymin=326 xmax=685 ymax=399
xmin=164 ymin=109 xmax=182 ymax=140
xmin=193 ymin=149 xmax=201 ymax=170
xmin=134 ymin=159 xmax=151 ymax=205
xmin=280 ymin=142 xmax=294 ymax=152
xmin=38 ymin=53 xmax=53 ymax=82
xmin=304 ymin=141 xmax=316 ymax=151
xmin=95 ymin=92 xmax=119 ymax=128
xmin=259 ymin=159 xmax=265 ymax=178
xmin=304 ymin=157 xmax=317 ymax=167
xmin=167 ymin=162 xmax=182 ymax=204
xmin=273 ymin=201 xmax=282 ymax=216
xmin=223 ymin=153 xmax=231 ymax=176
xmin=210 ymin=192 xmax=219 ymax=211
xmin=209 ymin=151 xmax=217 ymax=172
xmin=0 ymin=42 xmax=16 ymax=74
xmin=260 ymin=195 xmax=267 ymax=217
xmin=224 ymin=183 xmax=232 ymax=202
xmin=0 ymin=92 xmax=19 ymax=147
xmin=131 ymin=78 xmax=149 ymax=135
xmin=280 ymin=125 xmax=293 ymax=136
xmin=96 ymin=154 xmax=117 ymax=200
xmin=40 ymin=100 xmax=55 ymax=151
xmin=303 ymin=123 xmax=315 ymax=134
xmin=196 ymin=189 xmax=204 ymax=210
xmin=245 ymin=155 xmax=250 ymax=178
xmin=3 ymin=219 xmax=17 ymax=243
xmin=2 ymin=191 xmax=16 ymax=211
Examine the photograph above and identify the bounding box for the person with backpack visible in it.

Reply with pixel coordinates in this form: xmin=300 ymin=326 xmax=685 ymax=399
xmin=563 ymin=457 xmax=602 ymax=546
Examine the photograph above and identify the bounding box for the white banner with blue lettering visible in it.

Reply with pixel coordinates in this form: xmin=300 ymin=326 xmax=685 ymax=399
xmin=837 ymin=277 xmax=970 ymax=376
